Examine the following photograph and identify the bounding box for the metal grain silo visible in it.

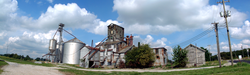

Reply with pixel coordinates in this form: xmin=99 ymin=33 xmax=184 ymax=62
xmin=63 ymin=42 xmax=85 ymax=64
xmin=49 ymin=39 xmax=57 ymax=53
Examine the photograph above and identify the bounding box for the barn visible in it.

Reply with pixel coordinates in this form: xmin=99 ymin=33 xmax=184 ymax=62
xmin=184 ymin=44 xmax=205 ymax=67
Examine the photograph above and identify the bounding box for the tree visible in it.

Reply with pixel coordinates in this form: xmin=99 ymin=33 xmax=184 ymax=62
xmin=24 ymin=55 xmax=31 ymax=61
xmin=35 ymin=57 xmax=40 ymax=61
xmin=172 ymin=45 xmax=188 ymax=67
xmin=13 ymin=53 xmax=18 ymax=59
xmin=125 ymin=44 xmax=155 ymax=68
xmin=200 ymin=47 xmax=212 ymax=61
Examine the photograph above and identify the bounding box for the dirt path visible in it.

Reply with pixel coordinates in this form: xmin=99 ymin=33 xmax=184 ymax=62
xmin=1 ymin=62 xmax=64 ymax=75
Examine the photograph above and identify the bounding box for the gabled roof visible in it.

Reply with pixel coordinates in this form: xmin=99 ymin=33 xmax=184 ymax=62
xmin=184 ymin=44 xmax=206 ymax=52
xmin=107 ymin=23 xmax=124 ymax=29
xmin=152 ymin=47 xmax=167 ymax=51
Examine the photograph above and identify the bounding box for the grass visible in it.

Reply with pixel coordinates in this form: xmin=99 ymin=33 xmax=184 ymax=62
xmin=0 ymin=56 xmax=55 ymax=67
xmin=244 ymin=59 xmax=250 ymax=61
xmin=59 ymin=62 xmax=250 ymax=75
xmin=0 ymin=60 xmax=8 ymax=74
xmin=200 ymin=60 xmax=228 ymax=67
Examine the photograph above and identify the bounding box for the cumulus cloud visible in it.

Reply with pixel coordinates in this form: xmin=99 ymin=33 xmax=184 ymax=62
xmin=92 ymin=20 xmax=121 ymax=35
xmin=208 ymin=41 xmax=250 ymax=55
xmin=241 ymin=39 xmax=250 ymax=45
xmin=113 ymin=0 xmax=247 ymax=35
xmin=230 ymin=20 xmax=250 ymax=39
xmin=133 ymin=35 xmax=167 ymax=48
xmin=0 ymin=30 xmax=59 ymax=58
xmin=0 ymin=0 xmax=18 ymax=32
xmin=0 ymin=1 xmax=115 ymax=35
xmin=133 ymin=35 xmax=173 ymax=59
xmin=0 ymin=0 xmax=119 ymax=58
xmin=24 ymin=3 xmax=99 ymax=32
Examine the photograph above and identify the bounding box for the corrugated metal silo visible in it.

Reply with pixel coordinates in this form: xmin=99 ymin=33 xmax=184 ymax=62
xmin=49 ymin=39 xmax=57 ymax=53
xmin=63 ymin=42 xmax=85 ymax=64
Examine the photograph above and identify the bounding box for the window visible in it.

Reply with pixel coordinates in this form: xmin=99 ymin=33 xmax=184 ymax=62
xmin=155 ymin=49 xmax=159 ymax=54
xmin=164 ymin=58 xmax=165 ymax=64
xmin=164 ymin=49 xmax=166 ymax=54
xmin=156 ymin=56 xmax=160 ymax=59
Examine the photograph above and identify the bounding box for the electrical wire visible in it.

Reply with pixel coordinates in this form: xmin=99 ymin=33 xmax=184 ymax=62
xmin=171 ymin=26 xmax=214 ymax=48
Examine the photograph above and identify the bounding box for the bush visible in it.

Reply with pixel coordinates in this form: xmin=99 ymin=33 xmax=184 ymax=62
xmin=125 ymin=44 xmax=155 ymax=68
xmin=172 ymin=45 xmax=188 ymax=68
xmin=118 ymin=60 xmax=126 ymax=68
xmin=235 ymin=62 xmax=249 ymax=67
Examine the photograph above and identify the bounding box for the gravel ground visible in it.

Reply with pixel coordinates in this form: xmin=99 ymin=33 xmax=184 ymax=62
xmin=1 ymin=62 xmax=64 ymax=75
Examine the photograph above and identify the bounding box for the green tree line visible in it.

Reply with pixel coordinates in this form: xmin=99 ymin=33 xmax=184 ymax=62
xmin=1 ymin=53 xmax=46 ymax=61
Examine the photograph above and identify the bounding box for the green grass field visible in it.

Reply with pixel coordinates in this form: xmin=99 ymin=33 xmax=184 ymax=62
xmin=0 ymin=56 xmax=55 ymax=67
xmin=200 ymin=60 xmax=228 ymax=67
xmin=0 ymin=60 xmax=8 ymax=74
xmin=59 ymin=62 xmax=250 ymax=75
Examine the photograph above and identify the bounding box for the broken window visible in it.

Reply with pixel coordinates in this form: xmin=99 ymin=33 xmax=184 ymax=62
xmin=164 ymin=49 xmax=166 ymax=54
xmin=155 ymin=49 xmax=159 ymax=54
xmin=156 ymin=56 xmax=160 ymax=59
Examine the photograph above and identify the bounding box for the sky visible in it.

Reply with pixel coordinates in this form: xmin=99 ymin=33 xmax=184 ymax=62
xmin=0 ymin=0 xmax=250 ymax=60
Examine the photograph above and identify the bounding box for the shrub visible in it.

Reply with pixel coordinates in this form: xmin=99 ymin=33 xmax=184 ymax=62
xmin=118 ymin=60 xmax=126 ymax=68
xmin=125 ymin=44 xmax=155 ymax=68
xmin=172 ymin=45 xmax=188 ymax=68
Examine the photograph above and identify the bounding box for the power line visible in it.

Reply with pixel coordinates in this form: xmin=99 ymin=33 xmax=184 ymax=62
xmin=171 ymin=27 xmax=214 ymax=47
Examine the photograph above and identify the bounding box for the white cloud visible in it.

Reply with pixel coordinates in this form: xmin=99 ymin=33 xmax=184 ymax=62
xmin=133 ymin=35 xmax=173 ymax=59
xmin=209 ymin=41 xmax=250 ymax=55
xmin=0 ymin=1 xmax=113 ymax=58
xmin=92 ymin=20 xmax=121 ymax=35
xmin=0 ymin=30 xmax=63 ymax=58
xmin=113 ymin=0 xmax=247 ymax=34
xmin=133 ymin=35 xmax=167 ymax=47
xmin=241 ymin=39 xmax=250 ymax=45
xmin=47 ymin=0 xmax=53 ymax=3
xmin=0 ymin=1 xmax=114 ymax=35
xmin=230 ymin=20 xmax=250 ymax=39
xmin=28 ymin=3 xmax=99 ymax=32
xmin=0 ymin=0 xmax=18 ymax=32
xmin=0 ymin=32 xmax=7 ymax=39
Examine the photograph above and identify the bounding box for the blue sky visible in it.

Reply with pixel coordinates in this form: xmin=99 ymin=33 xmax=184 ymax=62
xmin=0 ymin=0 xmax=250 ymax=59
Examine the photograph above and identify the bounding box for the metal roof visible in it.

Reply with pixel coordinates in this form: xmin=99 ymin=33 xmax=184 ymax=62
xmin=118 ymin=45 xmax=134 ymax=53
xmin=184 ymin=44 xmax=206 ymax=52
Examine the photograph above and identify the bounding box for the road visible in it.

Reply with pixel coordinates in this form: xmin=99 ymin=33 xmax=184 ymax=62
xmin=1 ymin=61 xmax=64 ymax=75
xmin=229 ymin=60 xmax=250 ymax=64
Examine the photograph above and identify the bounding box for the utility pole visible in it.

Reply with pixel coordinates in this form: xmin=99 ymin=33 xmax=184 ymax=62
xmin=217 ymin=0 xmax=234 ymax=66
xmin=247 ymin=49 xmax=249 ymax=59
xmin=241 ymin=46 xmax=244 ymax=58
xmin=234 ymin=50 xmax=237 ymax=58
xmin=208 ymin=45 xmax=211 ymax=61
xmin=212 ymin=22 xmax=222 ymax=68
xmin=6 ymin=42 xmax=8 ymax=54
